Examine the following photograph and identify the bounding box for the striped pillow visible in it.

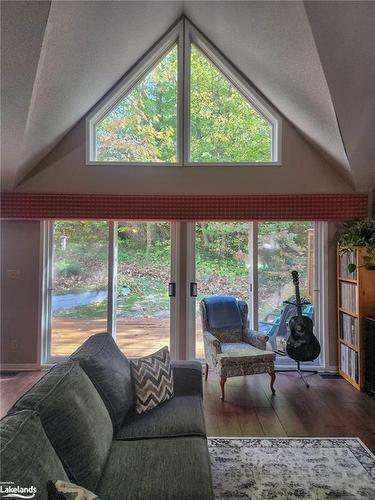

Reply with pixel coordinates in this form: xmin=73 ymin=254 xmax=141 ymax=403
xmin=130 ymin=347 xmax=174 ymax=414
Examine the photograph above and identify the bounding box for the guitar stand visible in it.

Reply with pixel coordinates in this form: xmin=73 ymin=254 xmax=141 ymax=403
xmin=275 ymin=361 xmax=318 ymax=388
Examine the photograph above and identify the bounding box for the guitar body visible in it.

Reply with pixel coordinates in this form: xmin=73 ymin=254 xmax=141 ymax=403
xmin=285 ymin=271 xmax=321 ymax=363
xmin=286 ymin=315 xmax=321 ymax=362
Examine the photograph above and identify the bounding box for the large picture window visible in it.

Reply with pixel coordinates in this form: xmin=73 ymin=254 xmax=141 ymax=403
xmin=87 ymin=18 xmax=281 ymax=166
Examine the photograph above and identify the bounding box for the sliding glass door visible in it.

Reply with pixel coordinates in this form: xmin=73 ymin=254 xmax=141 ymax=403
xmin=46 ymin=221 xmax=175 ymax=362
xmin=194 ymin=223 xmax=249 ymax=358
xmin=257 ymin=222 xmax=315 ymax=356
xmin=115 ymin=222 xmax=172 ymax=357
xmin=48 ymin=221 xmax=109 ymax=357
xmin=189 ymin=221 xmax=321 ymax=366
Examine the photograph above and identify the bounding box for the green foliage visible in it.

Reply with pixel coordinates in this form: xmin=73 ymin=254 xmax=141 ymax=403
xmin=190 ymin=45 xmax=271 ymax=162
xmin=53 ymin=221 xmax=313 ymax=322
xmin=55 ymin=259 xmax=81 ymax=278
xmin=96 ymin=46 xmax=177 ymax=162
xmin=95 ymin=44 xmax=272 ymax=163
xmin=339 ymin=220 xmax=375 ymax=272
xmin=339 ymin=220 xmax=375 ymax=250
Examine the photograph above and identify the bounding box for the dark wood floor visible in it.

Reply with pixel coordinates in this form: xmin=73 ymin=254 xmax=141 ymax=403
xmin=1 ymin=370 xmax=375 ymax=452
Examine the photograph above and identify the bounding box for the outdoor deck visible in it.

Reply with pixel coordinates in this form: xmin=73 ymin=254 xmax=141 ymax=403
xmin=52 ymin=318 xmax=205 ymax=358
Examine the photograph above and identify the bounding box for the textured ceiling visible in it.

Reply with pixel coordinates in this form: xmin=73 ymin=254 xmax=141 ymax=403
xmin=1 ymin=0 xmax=374 ymax=191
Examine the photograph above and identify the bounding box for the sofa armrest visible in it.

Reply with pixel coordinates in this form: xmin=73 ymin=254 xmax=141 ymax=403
xmin=171 ymin=360 xmax=203 ymax=397
xmin=243 ymin=330 xmax=269 ymax=350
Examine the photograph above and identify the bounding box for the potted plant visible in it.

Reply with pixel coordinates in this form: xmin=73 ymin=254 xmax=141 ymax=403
xmin=338 ymin=220 xmax=375 ymax=273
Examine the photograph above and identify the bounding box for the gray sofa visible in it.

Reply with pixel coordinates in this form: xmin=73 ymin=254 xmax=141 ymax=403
xmin=0 ymin=334 xmax=214 ymax=500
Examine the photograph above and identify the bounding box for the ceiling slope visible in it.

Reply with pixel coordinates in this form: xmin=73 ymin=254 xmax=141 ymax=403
xmin=304 ymin=0 xmax=375 ymax=191
xmin=1 ymin=0 xmax=51 ymax=189
xmin=183 ymin=0 xmax=351 ymax=180
xmin=2 ymin=1 xmax=373 ymax=191
xmin=1 ymin=0 xmax=183 ymax=190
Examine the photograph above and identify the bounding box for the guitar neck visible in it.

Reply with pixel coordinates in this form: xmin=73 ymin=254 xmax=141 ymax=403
xmin=295 ymin=283 xmax=303 ymax=318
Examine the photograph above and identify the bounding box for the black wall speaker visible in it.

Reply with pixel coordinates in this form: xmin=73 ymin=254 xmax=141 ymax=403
xmin=364 ymin=316 xmax=375 ymax=399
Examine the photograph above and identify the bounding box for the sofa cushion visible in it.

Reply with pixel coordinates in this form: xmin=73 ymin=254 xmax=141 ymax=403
xmin=97 ymin=437 xmax=214 ymax=500
xmin=171 ymin=360 xmax=203 ymax=396
xmin=115 ymin=394 xmax=206 ymax=440
xmin=130 ymin=346 xmax=174 ymax=414
xmin=0 ymin=410 xmax=69 ymax=500
xmin=10 ymin=362 xmax=113 ymax=492
xmin=70 ymin=332 xmax=134 ymax=432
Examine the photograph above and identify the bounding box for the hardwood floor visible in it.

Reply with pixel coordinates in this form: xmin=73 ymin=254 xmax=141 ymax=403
xmin=203 ymin=370 xmax=375 ymax=452
xmin=0 ymin=371 xmax=44 ymax=417
xmin=1 ymin=369 xmax=375 ymax=452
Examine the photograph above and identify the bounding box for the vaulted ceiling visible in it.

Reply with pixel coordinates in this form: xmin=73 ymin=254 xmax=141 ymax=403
xmin=1 ymin=1 xmax=374 ymax=191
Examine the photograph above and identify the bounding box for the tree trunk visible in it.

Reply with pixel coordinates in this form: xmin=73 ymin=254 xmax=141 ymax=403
xmin=146 ymin=223 xmax=156 ymax=251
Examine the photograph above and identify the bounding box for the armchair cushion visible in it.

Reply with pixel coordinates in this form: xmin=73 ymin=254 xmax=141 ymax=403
xmin=217 ymin=344 xmax=275 ymax=378
xmin=220 ymin=343 xmax=275 ymax=363
xmin=243 ymin=330 xmax=269 ymax=350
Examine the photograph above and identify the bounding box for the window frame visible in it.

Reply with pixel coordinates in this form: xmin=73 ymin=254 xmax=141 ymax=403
xmin=86 ymin=17 xmax=282 ymax=167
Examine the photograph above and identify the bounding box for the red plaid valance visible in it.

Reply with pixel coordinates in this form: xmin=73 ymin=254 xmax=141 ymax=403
xmin=0 ymin=192 xmax=368 ymax=221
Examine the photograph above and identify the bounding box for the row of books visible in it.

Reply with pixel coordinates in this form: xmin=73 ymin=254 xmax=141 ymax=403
xmin=339 ymin=312 xmax=359 ymax=347
xmin=340 ymin=344 xmax=359 ymax=383
xmin=339 ymin=281 xmax=357 ymax=314
xmin=339 ymin=251 xmax=357 ymax=279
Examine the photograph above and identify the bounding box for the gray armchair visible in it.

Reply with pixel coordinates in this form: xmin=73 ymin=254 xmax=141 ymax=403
xmin=200 ymin=296 xmax=276 ymax=400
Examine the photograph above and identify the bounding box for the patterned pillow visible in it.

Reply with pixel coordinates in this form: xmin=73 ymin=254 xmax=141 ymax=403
xmin=130 ymin=346 xmax=174 ymax=414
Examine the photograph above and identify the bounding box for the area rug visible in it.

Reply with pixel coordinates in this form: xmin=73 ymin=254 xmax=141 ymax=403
xmin=208 ymin=438 xmax=375 ymax=499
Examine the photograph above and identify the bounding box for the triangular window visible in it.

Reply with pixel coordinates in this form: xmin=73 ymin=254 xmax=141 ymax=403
xmin=96 ymin=45 xmax=177 ymax=163
xmin=190 ymin=45 xmax=272 ymax=163
xmin=87 ymin=18 xmax=281 ymax=165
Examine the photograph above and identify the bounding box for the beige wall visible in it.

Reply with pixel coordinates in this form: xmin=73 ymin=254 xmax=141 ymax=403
xmin=0 ymin=221 xmax=41 ymax=367
xmin=17 ymin=117 xmax=354 ymax=194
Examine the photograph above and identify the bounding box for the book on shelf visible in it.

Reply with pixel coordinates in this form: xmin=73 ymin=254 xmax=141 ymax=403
xmin=339 ymin=281 xmax=357 ymax=314
xmin=339 ymin=251 xmax=357 ymax=280
xmin=340 ymin=343 xmax=358 ymax=383
xmin=339 ymin=312 xmax=359 ymax=346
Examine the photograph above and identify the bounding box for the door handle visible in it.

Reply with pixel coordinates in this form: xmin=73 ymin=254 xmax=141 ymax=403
xmin=168 ymin=283 xmax=176 ymax=297
xmin=190 ymin=282 xmax=197 ymax=297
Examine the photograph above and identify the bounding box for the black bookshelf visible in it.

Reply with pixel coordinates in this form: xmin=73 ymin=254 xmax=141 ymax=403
xmin=364 ymin=316 xmax=375 ymax=399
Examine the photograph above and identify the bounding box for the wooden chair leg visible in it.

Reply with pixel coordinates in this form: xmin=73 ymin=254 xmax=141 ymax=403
xmin=205 ymin=363 xmax=209 ymax=381
xmin=220 ymin=376 xmax=227 ymax=401
xmin=269 ymin=371 xmax=276 ymax=395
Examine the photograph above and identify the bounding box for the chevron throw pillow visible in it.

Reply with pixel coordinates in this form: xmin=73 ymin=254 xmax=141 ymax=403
xmin=130 ymin=346 xmax=174 ymax=414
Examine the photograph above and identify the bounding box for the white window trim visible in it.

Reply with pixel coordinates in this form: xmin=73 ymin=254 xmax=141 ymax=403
xmin=86 ymin=17 xmax=282 ymax=167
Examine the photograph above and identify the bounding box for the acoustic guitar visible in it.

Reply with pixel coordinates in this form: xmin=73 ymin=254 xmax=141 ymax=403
xmin=286 ymin=270 xmax=321 ymax=362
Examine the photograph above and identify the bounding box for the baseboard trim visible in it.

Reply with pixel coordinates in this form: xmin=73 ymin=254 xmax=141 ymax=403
xmin=0 ymin=363 xmax=41 ymax=372
xmin=324 ymin=366 xmax=338 ymax=373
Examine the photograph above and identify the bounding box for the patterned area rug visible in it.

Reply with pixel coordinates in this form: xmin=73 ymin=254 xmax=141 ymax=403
xmin=208 ymin=438 xmax=375 ymax=499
